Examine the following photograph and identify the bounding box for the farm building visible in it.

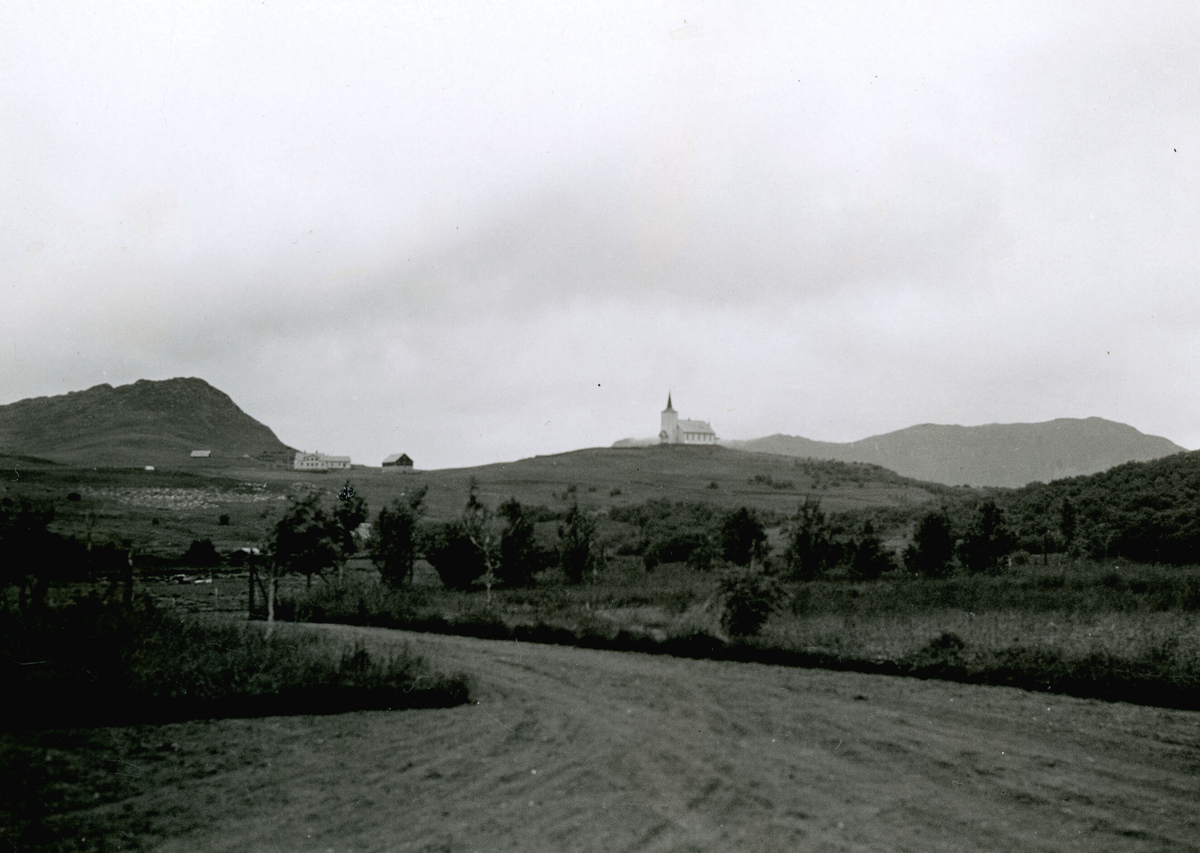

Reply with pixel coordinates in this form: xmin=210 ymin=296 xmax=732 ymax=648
xmin=293 ymin=451 xmax=352 ymax=471
xmin=382 ymin=453 xmax=414 ymax=470
xmin=659 ymin=394 xmax=717 ymax=444
xmin=190 ymin=450 xmax=211 ymax=458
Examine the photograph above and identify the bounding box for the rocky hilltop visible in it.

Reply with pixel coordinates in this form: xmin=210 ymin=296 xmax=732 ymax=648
xmin=0 ymin=377 xmax=294 ymax=467
xmin=722 ymin=418 xmax=1185 ymax=488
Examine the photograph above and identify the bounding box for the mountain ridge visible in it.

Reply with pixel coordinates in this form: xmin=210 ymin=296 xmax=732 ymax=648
xmin=718 ymin=417 xmax=1185 ymax=488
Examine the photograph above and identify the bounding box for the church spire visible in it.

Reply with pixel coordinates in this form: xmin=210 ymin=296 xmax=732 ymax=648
xmin=665 ymin=392 xmax=674 ymax=411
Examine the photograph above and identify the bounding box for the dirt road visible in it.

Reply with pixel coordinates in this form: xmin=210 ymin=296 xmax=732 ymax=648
xmin=97 ymin=625 xmax=1200 ymax=851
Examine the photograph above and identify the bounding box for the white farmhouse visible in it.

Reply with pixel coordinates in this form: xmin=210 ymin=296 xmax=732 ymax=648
xmin=294 ymin=451 xmax=352 ymax=471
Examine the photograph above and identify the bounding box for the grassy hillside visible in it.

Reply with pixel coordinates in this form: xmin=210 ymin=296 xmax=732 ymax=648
xmin=328 ymin=444 xmax=954 ymax=523
xmin=0 ymin=445 xmax=955 ymax=565
xmin=728 ymin=417 xmax=1184 ymax=488
xmin=0 ymin=378 xmax=294 ymax=468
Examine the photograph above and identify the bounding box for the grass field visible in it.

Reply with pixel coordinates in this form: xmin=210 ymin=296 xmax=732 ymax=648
xmin=267 ymin=555 xmax=1200 ymax=710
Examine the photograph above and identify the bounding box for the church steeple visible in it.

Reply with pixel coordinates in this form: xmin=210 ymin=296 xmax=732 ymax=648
xmin=660 ymin=392 xmax=679 ymax=443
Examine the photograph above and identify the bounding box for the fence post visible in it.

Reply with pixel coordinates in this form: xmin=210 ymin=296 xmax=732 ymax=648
xmin=248 ymin=559 xmax=256 ymax=619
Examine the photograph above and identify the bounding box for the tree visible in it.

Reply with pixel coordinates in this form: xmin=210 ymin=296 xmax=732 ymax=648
xmin=720 ymin=507 xmax=768 ymax=567
xmin=460 ymin=481 xmax=504 ymax=602
xmin=958 ymin=499 xmax=1016 ymax=574
xmin=181 ymin=538 xmax=221 ymax=567
xmin=333 ymin=482 xmax=370 ymax=560
xmin=422 ymin=522 xmax=487 ymax=591
xmin=558 ymin=500 xmax=598 ymax=583
xmin=495 ymin=498 xmax=541 ymax=588
xmin=848 ymin=522 xmax=894 ymax=581
xmin=0 ymin=497 xmax=57 ymax=612
xmin=267 ymin=493 xmax=343 ymax=621
xmin=782 ymin=498 xmax=833 ymax=581
xmin=370 ymin=487 xmax=427 ymax=588
xmin=903 ymin=509 xmax=955 ymax=578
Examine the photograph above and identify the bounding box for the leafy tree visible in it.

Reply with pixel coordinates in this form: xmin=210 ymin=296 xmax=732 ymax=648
xmin=558 ymin=500 xmax=598 ymax=583
xmin=460 ymin=482 xmax=504 ymax=601
xmin=958 ymin=499 xmax=1016 ymax=574
xmin=268 ymin=493 xmax=344 ymax=621
xmin=783 ymin=498 xmax=833 ymax=581
xmin=370 ymin=487 xmax=427 ymax=588
xmin=422 ymin=522 xmax=487 ymax=591
xmin=848 ymin=522 xmax=894 ymax=581
xmin=0 ymin=498 xmax=57 ymax=611
xmin=496 ymin=498 xmax=543 ymax=588
xmin=903 ymin=509 xmax=955 ymax=578
xmin=719 ymin=565 xmax=784 ymax=637
xmin=333 ymin=482 xmax=370 ymax=557
xmin=720 ymin=507 xmax=768 ymax=567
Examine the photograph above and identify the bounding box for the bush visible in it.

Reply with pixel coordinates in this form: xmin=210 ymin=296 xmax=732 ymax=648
xmin=719 ymin=566 xmax=784 ymax=637
xmin=422 ymin=522 xmax=487 ymax=591
xmin=643 ymin=531 xmax=712 ymax=571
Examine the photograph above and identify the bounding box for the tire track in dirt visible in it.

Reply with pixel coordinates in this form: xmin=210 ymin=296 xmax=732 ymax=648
xmin=136 ymin=623 xmax=1200 ymax=852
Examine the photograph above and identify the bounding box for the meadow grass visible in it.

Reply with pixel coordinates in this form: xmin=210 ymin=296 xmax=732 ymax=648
xmin=280 ymin=558 xmax=1200 ymax=709
xmin=1 ymin=595 xmax=469 ymax=729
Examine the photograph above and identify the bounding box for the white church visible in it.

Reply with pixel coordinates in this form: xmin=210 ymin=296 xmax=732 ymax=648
xmin=659 ymin=393 xmax=717 ymax=444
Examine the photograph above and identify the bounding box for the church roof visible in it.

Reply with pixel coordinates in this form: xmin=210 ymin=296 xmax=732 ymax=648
xmin=678 ymin=419 xmax=715 ymax=434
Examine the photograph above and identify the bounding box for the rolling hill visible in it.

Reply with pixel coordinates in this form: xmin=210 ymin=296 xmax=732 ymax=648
xmin=0 ymin=377 xmax=295 ymax=467
xmin=718 ymin=418 xmax=1184 ymax=488
xmin=368 ymin=444 xmax=956 ymax=522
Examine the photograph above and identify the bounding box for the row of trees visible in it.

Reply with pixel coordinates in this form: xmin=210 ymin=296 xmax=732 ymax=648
xmin=259 ymin=480 xmax=602 ymax=619
xmin=612 ymin=495 xmax=1027 ymax=583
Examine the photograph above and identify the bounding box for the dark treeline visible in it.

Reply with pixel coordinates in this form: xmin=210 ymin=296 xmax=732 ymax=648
xmin=997 ymin=451 xmax=1200 ymax=564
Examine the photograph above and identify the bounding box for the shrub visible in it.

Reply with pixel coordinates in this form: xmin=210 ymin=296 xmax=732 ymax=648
xmin=422 ymin=522 xmax=487 ymax=591
xmin=643 ymin=531 xmax=712 ymax=571
xmin=718 ymin=566 xmax=784 ymax=637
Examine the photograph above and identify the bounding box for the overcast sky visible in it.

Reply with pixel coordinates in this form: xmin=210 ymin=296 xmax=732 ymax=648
xmin=4 ymin=2 xmax=1199 ymax=469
